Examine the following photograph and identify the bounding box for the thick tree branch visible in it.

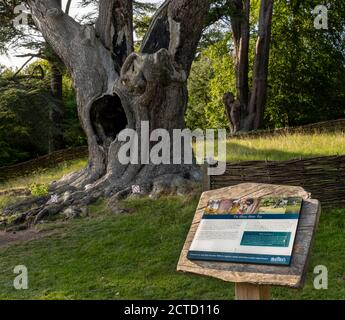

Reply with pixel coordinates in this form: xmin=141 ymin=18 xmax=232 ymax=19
xmin=27 ymin=0 xmax=83 ymax=69
xmin=140 ymin=0 xmax=170 ymax=54
xmin=96 ymin=0 xmax=134 ymax=73
xmin=27 ymin=0 xmax=119 ymax=100
xmin=141 ymin=0 xmax=212 ymax=74
xmin=65 ymin=0 xmax=72 ymax=15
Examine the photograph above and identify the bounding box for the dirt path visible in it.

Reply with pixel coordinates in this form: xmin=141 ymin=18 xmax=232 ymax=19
xmin=0 ymin=229 xmax=56 ymax=249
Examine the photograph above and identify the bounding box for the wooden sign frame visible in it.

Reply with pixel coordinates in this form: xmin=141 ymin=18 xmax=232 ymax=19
xmin=177 ymin=183 xmax=321 ymax=299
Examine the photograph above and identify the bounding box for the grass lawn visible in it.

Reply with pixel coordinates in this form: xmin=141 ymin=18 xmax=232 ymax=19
xmin=0 ymin=158 xmax=87 ymax=217
xmin=225 ymin=132 xmax=345 ymax=162
xmin=195 ymin=132 xmax=345 ymax=163
xmin=0 ymin=158 xmax=87 ymax=192
xmin=0 ymin=131 xmax=344 ymax=299
xmin=0 ymin=197 xmax=344 ymax=299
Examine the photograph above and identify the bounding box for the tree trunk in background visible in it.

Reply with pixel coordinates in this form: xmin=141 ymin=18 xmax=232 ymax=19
xmin=48 ymin=58 xmax=65 ymax=152
xmin=7 ymin=0 xmax=212 ymax=224
xmin=228 ymin=0 xmax=274 ymax=132
xmin=248 ymin=0 xmax=274 ymax=130
xmin=47 ymin=0 xmax=65 ymax=152
xmin=230 ymin=0 xmax=250 ymax=111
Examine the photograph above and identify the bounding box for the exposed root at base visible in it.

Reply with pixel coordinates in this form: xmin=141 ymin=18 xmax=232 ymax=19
xmin=1 ymin=168 xmax=201 ymax=230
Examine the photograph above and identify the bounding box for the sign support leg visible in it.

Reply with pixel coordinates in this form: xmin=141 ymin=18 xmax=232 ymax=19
xmin=235 ymin=283 xmax=271 ymax=300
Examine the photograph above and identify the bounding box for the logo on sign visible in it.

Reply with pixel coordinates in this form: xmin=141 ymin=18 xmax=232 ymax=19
xmin=270 ymin=256 xmax=286 ymax=263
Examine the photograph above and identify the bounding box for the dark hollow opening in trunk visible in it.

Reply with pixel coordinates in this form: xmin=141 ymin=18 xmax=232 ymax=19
xmin=90 ymin=94 xmax=128 ymax=145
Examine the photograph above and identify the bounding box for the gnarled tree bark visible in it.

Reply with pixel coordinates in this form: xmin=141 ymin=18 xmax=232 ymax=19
xmin=226 ymin=0 xmax=274 ymax=132
xmin=3 ymin=0 xmax=212 ymax=226
xmin=230 ymin=0 xmax=250 ymax=111
xmin=248 ymin=0 xmax=274 ymax=130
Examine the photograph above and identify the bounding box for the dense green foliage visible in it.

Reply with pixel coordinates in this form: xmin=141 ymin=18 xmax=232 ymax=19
xmin=266 ymin=0 xmax=345 ymax=127
xmin=0 ymin=75 xmax=52 ymax=165
xmin=60 ymin=75 xmax=87 ymax=148
xmin=186 ymin=33 xmax=234 ymax=130
xmin=0 ymin=64 xmax=85 ymax=166
xmin=186 ymin=0 xmax=345 ymax=130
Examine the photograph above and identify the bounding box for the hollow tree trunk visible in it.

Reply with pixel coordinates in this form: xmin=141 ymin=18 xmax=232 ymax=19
xmin=7 ymin=0 xmax=212 ymax=224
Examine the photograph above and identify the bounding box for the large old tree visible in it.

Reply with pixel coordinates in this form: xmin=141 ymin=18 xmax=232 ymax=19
xmin=4 ymin=0 xmax=212 ymax=224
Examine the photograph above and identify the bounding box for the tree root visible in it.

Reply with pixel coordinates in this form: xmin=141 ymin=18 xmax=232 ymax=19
xmin=1 ymin=166 xmax=201 ymax=230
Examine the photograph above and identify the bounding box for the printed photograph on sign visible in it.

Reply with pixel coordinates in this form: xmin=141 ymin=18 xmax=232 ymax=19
xmin=204 ymin=198 xmax=301 ymax=216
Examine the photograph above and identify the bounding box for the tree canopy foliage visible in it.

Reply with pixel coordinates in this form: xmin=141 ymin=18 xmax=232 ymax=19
xmin=186 ymin=0 xmax=345 ymax=130
xmin=266 ymin=0 xmax=345 ymax=127
xmin=0 ymin=63 xmax=85 ymax=165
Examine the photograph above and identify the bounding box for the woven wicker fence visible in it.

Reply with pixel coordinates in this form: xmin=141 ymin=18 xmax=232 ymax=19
xmin=205 ymin=155 xmax=345 ymax=209
xmin=229 ymin=118 xmax=345 ymax=139
xmin=0 ymin=146 xmax=88 ymax=182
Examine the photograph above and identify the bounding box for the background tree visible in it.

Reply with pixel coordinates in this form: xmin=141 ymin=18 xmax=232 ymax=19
xmin=186 ymin=0 xmax=345 ymax=131
xmin=265 ymin=0 xmax=345 ymax=127
xmin=0 ymin=59 xmax=86 ymax=165
xmin=226 ymin=0 xmax=273 ymax=132
xmin=186 ymin=33 xmax=235 ymax=130
xmin=0 ymin=0 xmax=69 ymax=151
xmin=0 ymin=67 xmax=54 ymax=165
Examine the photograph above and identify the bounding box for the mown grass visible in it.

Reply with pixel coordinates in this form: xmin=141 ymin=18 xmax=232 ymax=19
xmin=0 ymin=197 xmax=344 ymax=300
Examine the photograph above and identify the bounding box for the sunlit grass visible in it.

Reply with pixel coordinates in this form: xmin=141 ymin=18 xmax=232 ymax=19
xmin=226 ymin=132 xmax=345 ymax=162
xmin=195 ymin=132 xmax=345 ymax=163
xmin=0 ymin=195 xmax=16 ymax=211
xmin=0 ymin=158 xmax=87 ymax=191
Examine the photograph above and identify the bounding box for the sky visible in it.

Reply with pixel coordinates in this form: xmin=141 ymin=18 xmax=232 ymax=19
xmin=0 ymin=0 xmax=162 ymax=69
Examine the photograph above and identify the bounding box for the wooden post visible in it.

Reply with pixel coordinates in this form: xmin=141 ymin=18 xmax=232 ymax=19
xmin=235 ymin=283 xmax=271 ymax=300
xmin=202 ymin=160 xmax=211 ymax=191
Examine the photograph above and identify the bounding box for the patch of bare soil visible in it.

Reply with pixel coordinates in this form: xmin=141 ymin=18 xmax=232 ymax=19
xmin=0 ymin=228 xmax=56 ymax=249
